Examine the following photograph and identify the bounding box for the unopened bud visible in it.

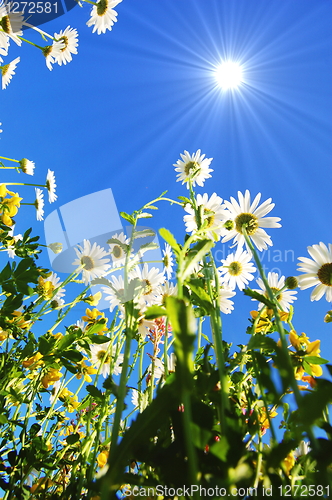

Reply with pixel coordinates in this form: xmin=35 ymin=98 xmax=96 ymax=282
xmin=324 ymin=310 xmax=332 ymax=323
xmin=48 ymin=242 xmax=63 ymax=254
xmin=285 ymin=276 xmax=298 ymax=290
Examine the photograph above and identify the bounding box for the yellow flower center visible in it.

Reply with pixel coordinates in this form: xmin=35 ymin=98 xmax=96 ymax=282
xmin=235 ymin=213 xmax=258 ymax=235
xmin=1 ymin=63 xmax=10 ymax=78
xmin=203 ymin=208 xmax=215 ymax=229
xmin=184 ymin=161 xmax=199 ymax=176
xmin=228 ymin=261 xmax=242 ymax=276
xmin=143 ymin=279 xmax=153 ymax=295
xmin=81 ymin=256 xmax=94 ymax=270
xmin=317 ymin=263 xmax=332 ymax=286
xmin=270 ymin=287 xmax=281 ymax=301
xmin=60 ymin=35 xmax=69 ymax=51
xmin=0 ymin=16 xmax=10 ymax=34
xmin=112 ymin=245 xmax=122 ymax=259
xmin=97 ymin=350 xmax=109 ymax=362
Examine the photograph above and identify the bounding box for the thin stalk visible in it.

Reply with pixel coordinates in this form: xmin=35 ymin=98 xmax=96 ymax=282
xmin=242 ymin=227 xmax=318 ymax=450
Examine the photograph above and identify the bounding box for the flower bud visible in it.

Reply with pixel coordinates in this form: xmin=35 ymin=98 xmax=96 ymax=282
xmin=285 ymin=276 xmax=298 ymax=290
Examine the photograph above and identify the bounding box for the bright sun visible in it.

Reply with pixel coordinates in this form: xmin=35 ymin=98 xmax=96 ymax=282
xmin=215 ymin=61 xmax=243 ymax=90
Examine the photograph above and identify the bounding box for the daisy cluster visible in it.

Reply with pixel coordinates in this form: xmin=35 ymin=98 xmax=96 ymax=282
xmin=72 ymin=235 xmax=176 ymax=322
xmin=175 ymin=149 xmax=332 ymax=308
xmin=0 ymin=0 xmax=122 ymax=89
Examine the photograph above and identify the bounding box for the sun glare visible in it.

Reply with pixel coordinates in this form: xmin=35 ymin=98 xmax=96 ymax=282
xmin=215 ymin=61 xmax=243 ymax=90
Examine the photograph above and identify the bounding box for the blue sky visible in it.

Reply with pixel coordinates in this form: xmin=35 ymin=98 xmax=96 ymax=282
xmin=1 ymin=0 xmax=332 ymax=357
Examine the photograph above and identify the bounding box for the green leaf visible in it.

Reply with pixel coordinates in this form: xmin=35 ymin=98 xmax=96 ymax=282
xmin=132 ymin=229 xmax=156 ymax=239
xmin=165 ymin=296 xmax=196 ymax=389
xmin=243 ymin=288 xmax=274 ymax=309
xmin=57 ymin=333 xmax=77 ymax=351
xmin=190 ymin=422 xmax=212 ymax=450
xmin=181 ymin=239 xmax=214 ymax=280
xmin=86 ymin=385 xmax=104 ymax=401
xmin=305 ymin=356 xmax=329 ymax=365
xmin=66 ymin=433 xmax=81 ymax=445
xmin=86 ymin=319 xmax=107 ymax=335
xmin=144 ymin=305 xmax=167 ymax=320
xmin=186 ymin=280 xmax=213 ymax=314
xmin=178 ymin=196 xmax=191 ymax=204
xmin=120 ymin=211 xmax=135 ymax=225
xmin=61 ymin=350 xmax=83 ymax=362
xmin=88 ymin=335 xmax=111 ymax=344
xmin=248 ymin=335 xmax=278 ymax=351
xmin=0 ymin=262 xmax=12 ymax=282
xmin=159 ymin=228 xmax=180 ymax=255
xmin=38 ymin=336 xmax=53 ymax=355
xmin=137 ymin=212 xmax=153 ymax=219
xmin=0 ymin=415 xmax=8 ymax=424
xmin=210 ymin=436 xmax=230 ymax=462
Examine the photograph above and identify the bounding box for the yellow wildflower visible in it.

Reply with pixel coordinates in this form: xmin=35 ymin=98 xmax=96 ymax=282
xmin=257 ymin=406 xmax=278 ymax=434
xmin=22 ymin=352 xmax=43 ymax=369
xmin=83 ymin=292 xmax=102 ymax=306
xmin=250 ymin=309 xmax=273 ymax=333
xmin=76 ymin=359 xmax=97 ymax=383
xmin=290 ymin=331 xmax=323 ymax=378
xmin=58 ymin=387 xmax=80 ymax=412
xmin=37 ymin=276 xmax=55 ymax=300
xmin=283 ymin=452 xmax=295 ymax=475
xmin=9 ymin=311 xmax=31 ymax=329
xmin=0 ymin=328 xmax=9 ymax=341
xmin=97 ymin=450 xmax=109 ymax=468
xmin=0 ymin=184 xmax=8 ymax=197
xmin=41 ymin=368 xmax=62 ymax=388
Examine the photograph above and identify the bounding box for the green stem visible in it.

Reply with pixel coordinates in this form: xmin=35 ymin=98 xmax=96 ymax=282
xmin=242 ymin=227 xmax=318 ymax=451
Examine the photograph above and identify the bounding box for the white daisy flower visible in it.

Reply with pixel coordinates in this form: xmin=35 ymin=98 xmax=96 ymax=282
xmin=1 ymin=56 xmax=20 ymax=90
xmin=34 ymin=188 xmax=44 ymax=221
xmin=294 ymin=441 xmax=311 ymax=459
xmin=129 ymin=263 xmax=165 ymax=307
xmin=218 ymin=248 xmax=256 ymax=291
xmin=87 ymin=0 xmax=122 ymax=35
xmin=155 ymin=281 xmax=178 ymax=306
xmin=0 ymin=32 xmax=9 ymax=57
xmin=7 ymin=228 xmax=23 ymax=258
xmin=162 ymin=243 xmax=174 ymax=280
xmin=53 ymin=26 xmax=78 ymax=66
xmin=42 ymin=40 xmax=65 ymax=71
xmin=136 ymin=309 xmax=155 ymax=339
xmin=131 ymin=389 xmax=149 ymax=412
xmin=253 ymin=272 xmax=297 ymax=312
xmin=102 ymin=275 xmax=126 ymax=311
xmin=218 ymin=284 xmax=236 ymax=314
xmin=183 ymin=192 xmax=226 ymax=241
xmin=46 ymin=169 xmax=57 ymax=203
xmin=297 ymin=242 xmax=332 ymax=302
xmin=72 ymin=239 xmax=111 ymax=284
xmin=19 ymin=158 xmax=35 ymax=175
xmin=108 ymin=231 xmax=130 ymax=268
xmin=0 ymin=6 xmax=23 ymax=46
xmin=89 ymin=342 xmax=123 ymax=378
xmin=221 ymin=190 xmax=281 ymax=251
xmin=174 ymin=149 xmax=213 ymax=188
xmin=152 ymin=353 xmax=176 ymax=381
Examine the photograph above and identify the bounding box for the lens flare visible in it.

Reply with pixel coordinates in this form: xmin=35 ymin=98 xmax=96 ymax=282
xmin=215 ymin=61 xmax=243 ymax=90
